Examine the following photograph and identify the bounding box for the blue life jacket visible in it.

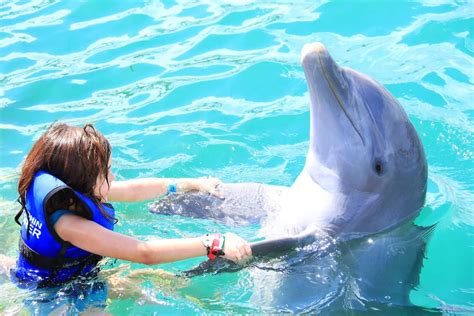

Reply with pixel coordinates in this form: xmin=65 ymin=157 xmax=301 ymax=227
xmin=13 ymin=171 xmax=115 ymax=288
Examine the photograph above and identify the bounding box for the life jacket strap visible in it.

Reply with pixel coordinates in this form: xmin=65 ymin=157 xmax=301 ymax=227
xmin=19 ymin=238 xmax=101 ymax=270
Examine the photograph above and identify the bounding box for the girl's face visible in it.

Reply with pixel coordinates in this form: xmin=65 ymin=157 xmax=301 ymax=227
xmin=94 ymin=157 xmax=115 ymax=201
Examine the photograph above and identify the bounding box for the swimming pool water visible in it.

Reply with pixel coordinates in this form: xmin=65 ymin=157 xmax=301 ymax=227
xmin=0 ymin=0 xmax=473 ymax=314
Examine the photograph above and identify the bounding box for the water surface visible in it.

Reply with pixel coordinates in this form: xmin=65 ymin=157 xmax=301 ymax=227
xmin=0 ymin=0 xmax=473 ymax=314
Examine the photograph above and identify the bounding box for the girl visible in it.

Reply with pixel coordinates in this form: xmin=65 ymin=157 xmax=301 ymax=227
xmin=12 ymin=122 xmax=252 ymax=288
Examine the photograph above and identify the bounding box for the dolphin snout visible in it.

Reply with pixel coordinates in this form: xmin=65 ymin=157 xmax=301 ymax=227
xmin=300 ymin=42 xmax=343 ymax=106
xmin=301 ymin=42 xmax=327 ymax=66
xmin=300 ymin=42 xmax=336 ymax=70
xmin=301 ymin=43 xmax=365 ymax=145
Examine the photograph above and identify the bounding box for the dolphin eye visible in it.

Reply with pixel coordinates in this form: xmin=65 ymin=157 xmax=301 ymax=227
xmin=374 ymin=159 xmax=383 ymax=175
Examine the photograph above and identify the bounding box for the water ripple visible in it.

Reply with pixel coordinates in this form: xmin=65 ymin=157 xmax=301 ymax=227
xmin=0 ymin=0 xmax=473 ymax=314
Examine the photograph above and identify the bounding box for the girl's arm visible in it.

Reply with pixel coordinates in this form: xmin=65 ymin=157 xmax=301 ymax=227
xmin=107 ymin=177 xmax=222 ymax=202
xmin=55 ymin=214 xmax=251 ymax=264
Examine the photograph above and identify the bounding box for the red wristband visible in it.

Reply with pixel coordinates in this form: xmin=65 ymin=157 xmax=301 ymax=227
xmin=203 ymin=234 xmax=225 ymax=261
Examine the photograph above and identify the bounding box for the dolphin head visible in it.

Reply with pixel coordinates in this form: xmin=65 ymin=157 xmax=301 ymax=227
xmin=300 ymin=43 xmax=427 ymax=237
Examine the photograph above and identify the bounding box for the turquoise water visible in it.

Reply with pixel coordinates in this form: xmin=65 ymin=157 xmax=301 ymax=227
xmin=0 ymin=0 xmax=473 ymax=314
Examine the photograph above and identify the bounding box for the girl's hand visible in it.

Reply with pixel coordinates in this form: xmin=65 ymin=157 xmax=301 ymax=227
xmin=190 ymin=177 xmax=223 ymax=198
xmin=221 ymin=233 xmax=252 ymax=263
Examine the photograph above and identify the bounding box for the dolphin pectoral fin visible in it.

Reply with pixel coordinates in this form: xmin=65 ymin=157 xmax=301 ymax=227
xmin=340 ymin=223 xmax=436 ymax=306
xmin=251 ymin=225 xmax=323 ymax=257
xmin=182 ymin=228 xmax=326 ymax=278
xmin=180 ymin=239 xmax=292 ymax=278
xmin=180 ymin=238 xmax=297 ymax=278
xmin=148 ymin=192 xmax=225 ymax=220
xmin=181 ymin=258 xmax=243 ymax=277
xmin=148 ymin=183 xmax=287 ymax=226
xmin=147 ymin=191 xmax=263 ymax=226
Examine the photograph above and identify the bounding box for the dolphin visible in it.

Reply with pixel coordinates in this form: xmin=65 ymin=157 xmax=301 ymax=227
xmin=149 ymin=43 xmax=430 ymax=311
xmin=150 ymin=42 xmax=427 ymax=239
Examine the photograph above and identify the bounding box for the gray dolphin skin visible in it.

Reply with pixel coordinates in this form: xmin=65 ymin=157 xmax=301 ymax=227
xmin=149 ymin=43 xmax=430 ymax=311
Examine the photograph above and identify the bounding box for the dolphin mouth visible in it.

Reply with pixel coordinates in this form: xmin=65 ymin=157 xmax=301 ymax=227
xmin=301 ymin=43 xmax=365 ymax=145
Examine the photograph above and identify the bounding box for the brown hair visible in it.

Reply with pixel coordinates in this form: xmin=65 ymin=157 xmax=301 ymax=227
xmin=16 ymin=122 xmax=114 ymax=223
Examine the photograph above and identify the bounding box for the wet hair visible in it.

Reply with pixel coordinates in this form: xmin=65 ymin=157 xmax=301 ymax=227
xmin=16 ymin=122 xmax=114 ymax=223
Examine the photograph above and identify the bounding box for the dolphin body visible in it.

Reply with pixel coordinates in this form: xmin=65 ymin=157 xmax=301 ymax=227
xmin=149 ymin=43 xmax=429 ymax=311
